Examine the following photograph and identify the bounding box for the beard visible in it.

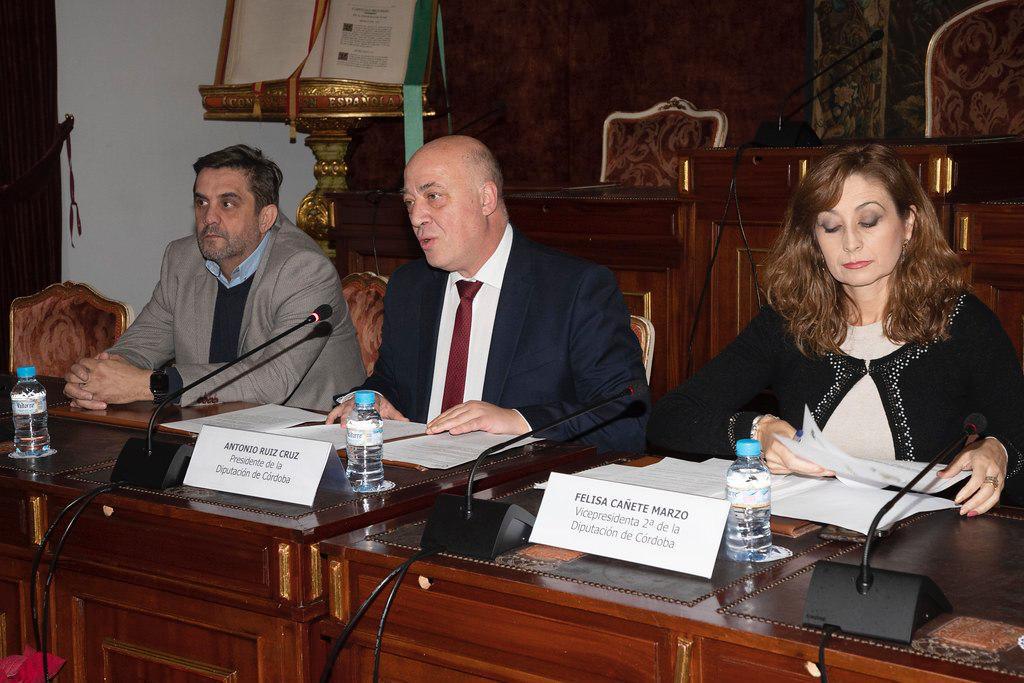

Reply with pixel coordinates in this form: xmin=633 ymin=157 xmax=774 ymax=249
xmin=197 ymin=224 xmax=255 ymax=265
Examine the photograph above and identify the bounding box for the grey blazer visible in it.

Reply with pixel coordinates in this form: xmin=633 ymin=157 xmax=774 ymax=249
xmin=109 ymin=217 xmax=365 ymax=409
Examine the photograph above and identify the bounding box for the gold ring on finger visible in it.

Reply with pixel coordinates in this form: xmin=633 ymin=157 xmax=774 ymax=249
xmin=984 ymin=475 xmax=999 ymax=489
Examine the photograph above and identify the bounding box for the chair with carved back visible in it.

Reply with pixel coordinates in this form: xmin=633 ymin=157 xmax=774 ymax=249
xmin=630 ymin=314 xmax=655 ymax=383
xmin=341 ymin=271 xmax=389 ymax=376
xmin=601 ymin=97 xmax=728 ymax=187
xmin=925 ymin=0 xmax=1024 ymax=137
xmin=9 ymin=281 xmax=134 ymax=377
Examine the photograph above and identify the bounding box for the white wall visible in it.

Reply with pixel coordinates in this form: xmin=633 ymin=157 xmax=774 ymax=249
xmin=57 ymin=0 xmax=316 ymax=314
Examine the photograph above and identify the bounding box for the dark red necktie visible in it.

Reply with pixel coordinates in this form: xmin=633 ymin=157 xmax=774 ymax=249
xmin=440 ymin=280 xmax=484 ymax=412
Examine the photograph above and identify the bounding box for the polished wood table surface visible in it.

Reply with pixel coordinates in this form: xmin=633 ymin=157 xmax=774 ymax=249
xmin=322 ymin=467 xmax=1024 ymax=682
xmin=0 ymin=386 xmax=606 ymax=681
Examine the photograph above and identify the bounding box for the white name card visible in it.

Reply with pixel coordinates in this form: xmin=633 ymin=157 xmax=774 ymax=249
xmin=530 ymin=472 xmax=730 ymax=578
xmin=183 ymin=425 xmax=348 ymax=506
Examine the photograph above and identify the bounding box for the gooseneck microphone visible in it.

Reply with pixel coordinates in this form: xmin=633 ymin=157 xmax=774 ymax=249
xmin=803 ymin=413 xmax=985 ymax=643
xmin=110 ymin=304 xmax=333 ymax=489
xmin=856 ymin=413 xmax=986 ymax=593
xmin=755 ymin=28 xmax=884 ymax=147
xmin=420 ymin=385 xmax=638 ymax=560
xmin=775 ymin=29 xmax=884 ymax=130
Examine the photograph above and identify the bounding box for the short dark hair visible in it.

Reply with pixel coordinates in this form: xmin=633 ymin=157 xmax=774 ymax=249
xmin=192 ymin=144 xmax=283 ymax=211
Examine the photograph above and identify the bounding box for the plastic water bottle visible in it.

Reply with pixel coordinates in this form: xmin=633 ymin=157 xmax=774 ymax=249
xmin=725 ymin=438 xmax=772 ymax=561
xmin=10 ymin=366 xmax=52 ymax=459
xmin=346 ymin=390 xmax=388 ymax=493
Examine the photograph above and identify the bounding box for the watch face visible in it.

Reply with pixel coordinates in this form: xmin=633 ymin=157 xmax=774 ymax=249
xmin=151 ymin=371 xmax=169 ymax=395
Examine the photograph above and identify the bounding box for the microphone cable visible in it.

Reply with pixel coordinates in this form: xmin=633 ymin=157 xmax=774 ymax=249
xmin=817 ymin=624 xmax=839 ymax=682
xmin=318 ymin=546 xmax=441 ymax=682
xmin=371 ymin=546 xmax=440 ymax=681
xmin=685 ymin=142 xmax=761 ymax=376
xmin=30 ymin=481 xmax=121 ymax=681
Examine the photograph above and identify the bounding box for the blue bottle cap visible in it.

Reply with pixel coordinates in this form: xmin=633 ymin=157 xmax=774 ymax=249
xmin=736 ymin=438 xmax=761 ymax=456
xmin=16 ymin=366 xmax=36 ymax=379
xmin=354 ymin=390 xmax=376 ymax=406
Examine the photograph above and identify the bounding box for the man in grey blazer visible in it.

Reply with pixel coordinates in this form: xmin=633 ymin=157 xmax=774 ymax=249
xmin=63 ymin=145 xmax=364 ymax=410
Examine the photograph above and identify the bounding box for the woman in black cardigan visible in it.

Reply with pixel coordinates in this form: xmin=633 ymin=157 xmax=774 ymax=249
xmin=648 ymin=143 xmax=1022 ymax=516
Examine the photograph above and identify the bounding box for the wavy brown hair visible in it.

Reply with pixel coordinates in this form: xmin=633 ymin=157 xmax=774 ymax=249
xmin=762 ymin=143 xmax=965 ymax=356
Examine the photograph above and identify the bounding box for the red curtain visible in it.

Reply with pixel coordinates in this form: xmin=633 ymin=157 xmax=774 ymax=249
xmin=0 ymin=1 xmax=61 ymax=372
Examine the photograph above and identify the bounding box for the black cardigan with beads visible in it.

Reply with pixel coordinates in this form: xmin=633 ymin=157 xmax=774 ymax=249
xmin=647 ymin=294 xmax=1024 ymax=485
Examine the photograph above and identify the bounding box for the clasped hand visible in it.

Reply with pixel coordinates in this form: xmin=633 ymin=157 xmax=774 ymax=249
xmin=63 ymin=352 xmax=151 ymax=409
xmin=759 ymin=417 xmax=1005 ymax=517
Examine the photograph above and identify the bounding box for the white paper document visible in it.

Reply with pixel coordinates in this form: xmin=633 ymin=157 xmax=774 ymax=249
xmin=271 ymin=419 xmax=426 ymax=450
xmin=162 ymin=404 xmax=325 ymax=435
xmin=556 ymin=456 xmax=957 ymax=534
xmin=382 ymin=432 xmax=541 ymax=470
xmin=775 ymin=406 xmax=970 ymax=493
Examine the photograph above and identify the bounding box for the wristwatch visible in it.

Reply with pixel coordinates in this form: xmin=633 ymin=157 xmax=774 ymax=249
xmin=150 ymin=369 xmax=169 ymax=403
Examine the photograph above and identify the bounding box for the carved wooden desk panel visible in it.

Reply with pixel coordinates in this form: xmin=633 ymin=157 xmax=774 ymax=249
xmin=321 ymin=481 xmax=1024 ymax=682
xmin=0 ymin=406 xmax=601 ymax=682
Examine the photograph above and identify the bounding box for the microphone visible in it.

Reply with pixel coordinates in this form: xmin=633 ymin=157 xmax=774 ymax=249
xmin=419 ymin=385 xmax=638 ymax=560
xmin=110 ymin=304 xmax=335 ymax=489
xmin=781 ymin=47 xmax=883 ymax=125
xmin=803 ymin=413 xmax=984 ymax=643
xmin=754 ymin=28 xmax=884 ymax=147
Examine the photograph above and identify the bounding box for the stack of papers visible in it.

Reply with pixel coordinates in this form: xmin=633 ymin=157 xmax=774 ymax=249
xmin=168 ymin=406 xmax=542 ymax=471
xmin=776 ymin=406 xmax=970 ymax=493
xmin=162 ymin=404 xmax=326 ymax=434
xmin=273 ymin=420 xmax=540 ymax=469
xmin=556 ymin=456 xmax=958 ymax=535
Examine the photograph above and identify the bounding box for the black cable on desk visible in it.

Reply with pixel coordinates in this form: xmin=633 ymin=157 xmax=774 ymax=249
xmin=30 ymin=482 xmax=121 ymax=681
xmin=372 ymin=546 xmax=441 ymax=681
xmin=818 ymin=624 xmax=839 ymax=682
xmin=318 ymin=546 xmax=440 ymax=682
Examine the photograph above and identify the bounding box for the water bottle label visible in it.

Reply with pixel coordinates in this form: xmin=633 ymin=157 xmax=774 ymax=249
xmin=728 ymin=486 xmax=770 ymax=509
xmin=12 ymin=396 xmax=46 ymax=415
xmin=346 ymin=420 xmax=383 ymax=447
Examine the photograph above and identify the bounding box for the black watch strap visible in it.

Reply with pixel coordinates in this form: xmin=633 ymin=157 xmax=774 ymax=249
xmin=150 ymin=369 xmax=170 ymax=403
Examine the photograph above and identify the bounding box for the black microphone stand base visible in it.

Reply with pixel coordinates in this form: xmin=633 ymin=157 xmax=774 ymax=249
xmin=754 ymin=120 xmax=822 ymax=147
xmin=111 ymin=438 xmax=193 ymax=490
xmin=420 ymin=494 xmax=536 ymax=561
xmin=803 ymin=560 xmax=951 ymax=643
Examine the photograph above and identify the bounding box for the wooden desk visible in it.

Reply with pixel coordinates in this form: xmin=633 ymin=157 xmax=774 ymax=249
xmin=322 ymin=480 xmax=1024 ymax=681
xmin=0 ymin=406 xmax=602 ymax=681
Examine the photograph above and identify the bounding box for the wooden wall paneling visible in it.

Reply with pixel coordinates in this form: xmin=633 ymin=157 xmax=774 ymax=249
xmin=0 ymin=561 xmax=29 ymax=659
xmin=958 ymin=204 xmax=1024 ymax=365
xmin=333 ymin=557 xmax=675 ymax=682
xmin=53 ymin=570 xmax=305 ymax=682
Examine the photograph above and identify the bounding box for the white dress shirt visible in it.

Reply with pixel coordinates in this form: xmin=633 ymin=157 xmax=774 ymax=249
xmin=426 ymin=224 xmax=514 ymax=422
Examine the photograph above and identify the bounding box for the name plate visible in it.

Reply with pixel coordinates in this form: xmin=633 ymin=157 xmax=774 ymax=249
xmin=530 ymin=472 xmax=730 ymax=578
xmin=183 ymin=425 xmax=347 ymax=506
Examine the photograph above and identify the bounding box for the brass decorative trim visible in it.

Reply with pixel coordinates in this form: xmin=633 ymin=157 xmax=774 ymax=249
xmin=798 ymin=158 xmax=809 ymax=182
xmin=1 ymin=611 xmax=7 ymax=657
xmin=944 ymin=156 xmax=954 ymax=194
xmin=622 ymin=290 xmax=653 ymax=321
xmin=678 ymin=157 xmax=692 ymax=193
xmin=309 ymin=543 xmax=323 ymax=600
xmin=932 ymin=157 xmax=943 ymax=194
xmin=958 ymin=215 xmax=971 ymax=251
xmin=102 ymin=637 xmax=237 ymax=681
xmin=329 ymin=559 xmax=345 ymax=621
xmin=674 ymin=637 xmax=693 ymax=682
xmin=278 ymin=543 xmax=292 ymax=601
xmin=28 ymin=494 xmax=44 ymax=545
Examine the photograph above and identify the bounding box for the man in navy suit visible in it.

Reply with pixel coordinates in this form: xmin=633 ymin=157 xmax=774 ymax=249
xmin=327 ymin=135 xmax=648 ymax=452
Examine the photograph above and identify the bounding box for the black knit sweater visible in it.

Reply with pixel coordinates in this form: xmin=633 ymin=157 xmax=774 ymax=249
xmin=648 ymin=294 xmax=1023 ymax=483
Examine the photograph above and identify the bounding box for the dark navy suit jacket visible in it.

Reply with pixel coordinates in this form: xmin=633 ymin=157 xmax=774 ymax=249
xmin=354 ymin=230 xmax=649 ymax=453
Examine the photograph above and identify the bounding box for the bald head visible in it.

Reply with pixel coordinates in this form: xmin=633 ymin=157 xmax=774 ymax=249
xmin=410 ymin=135 xmax=504 ymax=197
